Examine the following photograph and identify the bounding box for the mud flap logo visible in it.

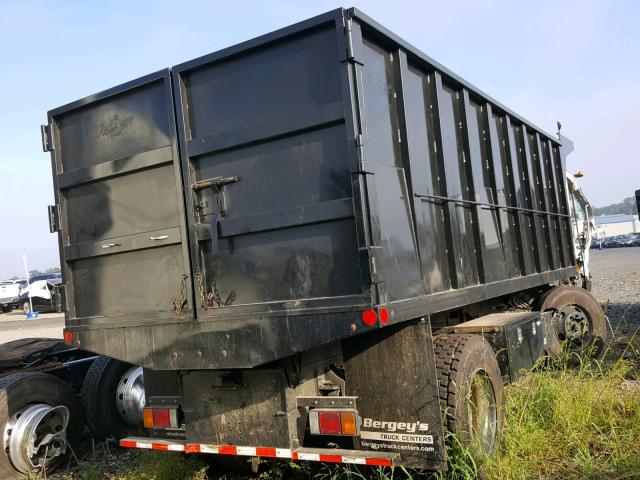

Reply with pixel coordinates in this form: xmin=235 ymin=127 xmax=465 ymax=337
xmin=360 ymin=418 xmax=435 ymax=453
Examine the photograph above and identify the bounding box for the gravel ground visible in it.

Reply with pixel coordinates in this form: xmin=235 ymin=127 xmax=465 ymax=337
xmin=589 ymin=246 xmax=640 ymax=355
xmin=0 ymin=310 xmax=63 ymax=343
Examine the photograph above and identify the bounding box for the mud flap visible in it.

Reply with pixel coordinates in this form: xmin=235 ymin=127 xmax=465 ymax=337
xmin=342 ymin=320 xmax=447 ymax=470
xmin=181 ymin=370 xmax=290 ymax=447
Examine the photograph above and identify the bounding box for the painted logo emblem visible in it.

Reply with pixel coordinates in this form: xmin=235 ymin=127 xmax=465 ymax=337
xmin=96 ymin=113 xmax=135 ymax=138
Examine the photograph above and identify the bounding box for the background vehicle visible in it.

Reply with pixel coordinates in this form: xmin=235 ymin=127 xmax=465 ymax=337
xmin=19 ymin=274 xmax=62 ymax=313
xmin=0 ymin=280 xmax=26 ymax=313
xmin=0 ymin=8 xmax=608 ymax=478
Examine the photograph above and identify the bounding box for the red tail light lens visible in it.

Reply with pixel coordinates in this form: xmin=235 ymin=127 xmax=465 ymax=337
xmin=63 ymin=331 xmax=73 ymax=344
xmin=318 ymin=411 xmax=341 ymax=435
xmin=362 ymin=309 xmax=377 ymax=326
xmin=152 ymin=408 xmax=171 ymax=428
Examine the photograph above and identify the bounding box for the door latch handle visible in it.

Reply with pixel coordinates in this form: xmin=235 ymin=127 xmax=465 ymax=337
xmin=192 ymin=176 xmax=239 ymax=191
xmin=101 ymin=243 xmax=121 ymax=249
xmin=149 ymin=235 xmax=169 ymax=241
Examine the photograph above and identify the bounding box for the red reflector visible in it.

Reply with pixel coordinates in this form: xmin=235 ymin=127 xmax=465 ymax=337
xmin=379 ymin=307 xmax=389 ymax=324
xmin=362 ymin=309 xmax=377 ymax=326
xmin=63 ymin=331 xmax=73 ymax=344
xmin=318 ymin=411 xmax=342 ymax=435
xmin=153 ymin=408 xmax=171 ymax=428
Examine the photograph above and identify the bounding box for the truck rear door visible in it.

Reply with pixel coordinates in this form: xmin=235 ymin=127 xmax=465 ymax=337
xmin=171 ymin=22 xmax=366 ymax=319
xmin=45 ymin=70 xmax=193 ymax=325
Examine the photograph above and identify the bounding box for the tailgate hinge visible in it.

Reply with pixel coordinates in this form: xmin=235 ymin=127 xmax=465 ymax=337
xmin=343 ymin=18 xmax=363 ymax=64
xmin=353 ymin=135 xmax=374 ymax=175
xmin=345 ymin=19 xmax=355 ymax=61
xmin=41 ymin=124 xmax=53 ymax=152
xmin=47 ymin=205 xmax=61 ymax=233
xmin=359 ymin=245 xmax=383 ymax=284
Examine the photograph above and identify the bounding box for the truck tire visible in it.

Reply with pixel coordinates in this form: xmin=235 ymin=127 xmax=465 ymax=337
xmin=537 ymin=286 xmax=608 ymax=360
xmin=81 ymin=356 xmax=144 ymax=441
xmin=433 ymin=334 xmax=504 ymax=457
xmin=0 ymin=372 xmax=83 ymax=479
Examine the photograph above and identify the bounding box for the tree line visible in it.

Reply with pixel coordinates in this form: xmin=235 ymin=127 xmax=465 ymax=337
xmin=592 ymin=197 xmax=638 ymax=216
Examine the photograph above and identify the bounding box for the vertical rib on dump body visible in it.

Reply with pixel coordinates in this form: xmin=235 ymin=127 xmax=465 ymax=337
xmin=45 ymin=7 xmax=576 ymax=369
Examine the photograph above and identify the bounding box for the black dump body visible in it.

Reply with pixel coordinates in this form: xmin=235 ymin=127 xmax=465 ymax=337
xmin=45 ymin=8 xmax=575 ymax=370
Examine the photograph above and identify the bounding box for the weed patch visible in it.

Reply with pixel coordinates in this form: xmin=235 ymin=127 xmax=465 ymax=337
xmin=484 ymin=359 xmax=640 ymax=479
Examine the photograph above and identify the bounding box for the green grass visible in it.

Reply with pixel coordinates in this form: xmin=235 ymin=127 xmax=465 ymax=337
xmin=50 ymin=452 xmax=209 ymax=480
xmin=483 ymin=358 xmax=640 ymax=480
xmin=108 ymin=452 xmax=208 ymax=480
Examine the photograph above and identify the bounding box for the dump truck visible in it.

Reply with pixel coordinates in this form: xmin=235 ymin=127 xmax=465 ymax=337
xmin=0 ymin=7 xmax=608 ymax=477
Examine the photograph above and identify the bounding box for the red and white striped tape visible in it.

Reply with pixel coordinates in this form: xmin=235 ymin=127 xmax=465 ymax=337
xmin=120 ymin=438 xmax=392 ymax=466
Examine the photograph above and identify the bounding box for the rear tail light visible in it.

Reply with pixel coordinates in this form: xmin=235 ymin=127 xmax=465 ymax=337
xmin=362 ymin=309 xmax=377 ymax=326
xmin=309 ymin=409 xmax=360 ymax=436
xmin=318 ymin=411 xmax=341 ymax=435
xmin=143 ymin=407 xmax=179 ymax=429
xmin=143 ymin=408 xmax=154 ymax=428
xmin=153 ymin=408 xmax=171 ymax=428
xmin=340 ymin=411 xmax=357 ymax=436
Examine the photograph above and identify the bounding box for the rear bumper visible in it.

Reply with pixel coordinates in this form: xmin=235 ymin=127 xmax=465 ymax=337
xmin=120 ymin=437 xmax=396 ymax=467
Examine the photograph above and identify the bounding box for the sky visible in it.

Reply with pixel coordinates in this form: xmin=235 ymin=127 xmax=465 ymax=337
xmin=0 ymin=0 xmax=638 ymax=278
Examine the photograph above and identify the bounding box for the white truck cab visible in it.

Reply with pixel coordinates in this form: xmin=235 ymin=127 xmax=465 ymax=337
xmin=566 ymin=171 xmax=595 ymax=286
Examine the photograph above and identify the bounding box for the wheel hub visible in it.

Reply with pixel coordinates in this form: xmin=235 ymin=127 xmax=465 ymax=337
xmin=4 ymin=403 xmax=70 ymax=473
xmin=557 ymin=305 xmax=591 ymax=342
xmin=116 ymin=366 xmax=145 ymax=426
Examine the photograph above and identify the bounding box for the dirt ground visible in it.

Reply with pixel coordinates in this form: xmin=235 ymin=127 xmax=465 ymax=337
xmin=0 ymin=310 xmax=63 ymax=343
xmin=589 ymin=246 xmax=640 ymax=356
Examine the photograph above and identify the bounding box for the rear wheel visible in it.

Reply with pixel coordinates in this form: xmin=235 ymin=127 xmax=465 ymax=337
xmin=537 ymin=286 xmax=608 ymax=360
xmin=81 ymin=356 xmax=145 ymax=441
xmin=0 ymin=306 xmax=10 ymax=314
xmin=22 ymin=301 xmax=31 ymax=314
xmin=433 ymin=334 xmax=504 ymax=457
xmin=0 ymin=372 xmax=82 ymax=479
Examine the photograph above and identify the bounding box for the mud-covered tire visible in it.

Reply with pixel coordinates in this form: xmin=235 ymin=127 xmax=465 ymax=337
xmin=433 ymin=334 xmax=504 ymax=456
xmin=537 ymin=286 xmax=608 ymax=359
xmin=81 ymin=356 xmax=142 ymax=441
xmin=0 ymin=372 xmax=83 ymax=479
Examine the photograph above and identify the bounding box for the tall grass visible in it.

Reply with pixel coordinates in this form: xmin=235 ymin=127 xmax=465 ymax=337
xmin=483 ymin=357 xmax=640 ymax=479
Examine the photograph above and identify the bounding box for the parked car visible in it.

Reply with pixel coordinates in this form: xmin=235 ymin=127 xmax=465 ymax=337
xmin=0 ymin=279 xmax=27 ymax=313
xmin=19 ymin=274 xmax=62 ymax=313
xmin=617 ymin=234 xmax=639 ymax=248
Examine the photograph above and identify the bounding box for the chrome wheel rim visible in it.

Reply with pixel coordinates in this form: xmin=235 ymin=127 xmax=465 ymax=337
xmin=4 ymin=403 xmax=70 ymax=473
xmin=116 ymin=366 xmax=145 ymax=426
xmin=468 ymin=370 xmax=497 ymax=455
